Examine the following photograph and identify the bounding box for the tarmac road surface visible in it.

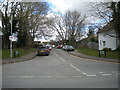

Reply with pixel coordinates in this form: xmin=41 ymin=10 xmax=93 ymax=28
xmin=2 ymin=49 xmax=119 ymax=88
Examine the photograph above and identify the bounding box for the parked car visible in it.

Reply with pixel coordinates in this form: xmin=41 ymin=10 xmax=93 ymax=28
xmin=56 ymin=45 xmax=63 ymax=49
xmin=52 ymin=45 xmax=55 ymax=48
xmin=64 ymin=45 xmax=74 ymax=51
xmin=62 ymin=46 xmax=65 ymax=50
xmin=46 ymin=46 xmax=52 ymax=50
xmin=36 ymin=46 xmax=50 ymax=56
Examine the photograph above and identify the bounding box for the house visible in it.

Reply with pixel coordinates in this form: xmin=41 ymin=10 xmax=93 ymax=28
xmin=0 ymin=11 xmax=2 ymax=49
xmin=0 ymin=11 xmax=2 ymax=36
xmin=98 ymin=21 xmax=119 ymax=51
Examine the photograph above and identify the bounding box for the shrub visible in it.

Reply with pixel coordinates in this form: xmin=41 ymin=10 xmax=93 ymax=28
xmin=103 ymin=48 xmax=112 ymax=51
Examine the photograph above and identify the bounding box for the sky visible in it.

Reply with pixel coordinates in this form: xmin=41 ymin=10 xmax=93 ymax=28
xmin=35 ymin=1 xmax=103 ymax=42
xmin=38 ymin=1 xmax=105 ymax=42
xmin=0 ymin=0 xmax=114 ymax=42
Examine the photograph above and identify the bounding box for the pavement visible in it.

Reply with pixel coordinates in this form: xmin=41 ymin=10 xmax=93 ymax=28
xmin=2 ymin=52 xmax=36 ymax=64
xmin=69 ymin=50 xmax=120 ymax=63
xmin=2 ymin=49 xmax=120 ymax=64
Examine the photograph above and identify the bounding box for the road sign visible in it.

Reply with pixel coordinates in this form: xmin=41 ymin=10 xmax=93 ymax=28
xmin=9 ymin=36 xmax=13 ymax=40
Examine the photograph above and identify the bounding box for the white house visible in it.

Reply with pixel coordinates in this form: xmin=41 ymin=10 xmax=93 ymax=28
xmin=0 ymin=11 xmax=2 ymax=49
xmin=98 ymin=22 xmax=119 ymax=51
xmin=0 ymin=11 xmax=2 ymax=36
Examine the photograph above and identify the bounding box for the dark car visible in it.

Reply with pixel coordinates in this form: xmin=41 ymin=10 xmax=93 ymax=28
xmin=36 ymin=46 xmax=50 ymax=56
xmin=64 ymin=45 xmax=74 ymax=51
xmin=46 ymin=46 xmax=52 ymax=50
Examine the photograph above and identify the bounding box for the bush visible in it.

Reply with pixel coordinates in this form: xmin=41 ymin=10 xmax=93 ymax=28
xmin=103 ymin=48 xmax=112 ymax=51
xmin=33 ymin=44 xmax=39 ymax=48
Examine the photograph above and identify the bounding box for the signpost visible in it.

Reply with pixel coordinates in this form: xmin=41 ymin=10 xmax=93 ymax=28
xmin=99 ymin=50 xmax=106 ymax=58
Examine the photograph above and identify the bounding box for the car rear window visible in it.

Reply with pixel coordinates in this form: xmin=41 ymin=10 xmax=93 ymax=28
xmin=39 ymin=47 xmax=46 ymax=50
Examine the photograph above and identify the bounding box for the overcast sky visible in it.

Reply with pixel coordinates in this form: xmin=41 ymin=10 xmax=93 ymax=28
xmin=0 ymin=0 xmax=116 ymax=42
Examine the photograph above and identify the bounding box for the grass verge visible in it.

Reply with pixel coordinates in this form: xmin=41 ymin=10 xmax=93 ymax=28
xmin=2 ymin=48 xmax=36 ymax=59
xmin=77 ymin=48 xmax=120 ymax=60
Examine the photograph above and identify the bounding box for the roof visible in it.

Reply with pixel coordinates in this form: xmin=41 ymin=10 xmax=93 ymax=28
xmin=98 ymin=20 xmax=114 ymax=33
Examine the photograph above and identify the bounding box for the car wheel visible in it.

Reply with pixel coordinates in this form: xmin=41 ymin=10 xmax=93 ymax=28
xmin=46 ymin=54 xmax=49 ymax=56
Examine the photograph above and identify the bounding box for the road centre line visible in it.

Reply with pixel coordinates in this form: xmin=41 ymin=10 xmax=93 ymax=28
xmin=55 ymin=52 xmax=59 ymax=56
xmin=59 ymin=57 xmax=66 ymax=62
xmin=70 ymin=64 xmax=86 ymax=75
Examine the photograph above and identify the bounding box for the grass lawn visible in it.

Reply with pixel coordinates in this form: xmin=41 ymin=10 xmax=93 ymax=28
xmin=77 ymin=48 xmax=120 ymax=60
xmin=2 ymin=48 xmax=37 ymax=59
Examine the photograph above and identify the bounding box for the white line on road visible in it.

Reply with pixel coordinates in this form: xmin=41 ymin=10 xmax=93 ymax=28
xmin=70 ymin=64 xmax=86 ymax=75
xmin=72 ymin=76 xmax=82 ymax=77
xmin=38 ymin=76 xmax=52 ymax=78
xmin=70 ymin=64 xmax=81 ymax=72
xmin=59 ymin=57 xmax=66 ymax=62
xmin=20 ymin=76 xmax=34 ymax=78
xmin=112 ymin=71 xmax=118 ymax=73
xmin=55 ymin=53 xmax=59 ymax=56
xmin=102 ymin=74 xmax=112 ymax=76
xmin=86 ymin=74 xmax=97 ymax=77
xmin=55 ymin=76 xmax=67 ymax=78
xmin=99 ymin=72 xmax=104 ymax=74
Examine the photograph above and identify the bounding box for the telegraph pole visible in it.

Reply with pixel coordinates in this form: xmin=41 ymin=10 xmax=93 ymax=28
xmin=10 ymin=12 xmax=13 ymax=58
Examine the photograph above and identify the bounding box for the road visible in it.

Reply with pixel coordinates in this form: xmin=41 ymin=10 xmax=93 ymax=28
xmin=3 ymin=49 xmax=119 ymax=88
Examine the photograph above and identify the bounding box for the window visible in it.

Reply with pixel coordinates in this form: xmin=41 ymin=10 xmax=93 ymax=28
xmin=103 ymin=41 xmax=106 ymax=47
xmin=100 ymin=40 xmax=101 ymax=45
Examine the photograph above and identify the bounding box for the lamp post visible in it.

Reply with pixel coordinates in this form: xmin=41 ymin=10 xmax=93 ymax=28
xmin=10 ymin=12 xmax=13 ymax=58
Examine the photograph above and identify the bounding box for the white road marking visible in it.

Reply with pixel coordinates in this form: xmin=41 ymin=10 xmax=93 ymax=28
xmin=70 ymin=64 xmax=80 ymax=71
xmin=55 ymin=53 xmax=58 ymax=56
xmin=102 ymin=74 xmax=112 ymax=76
xmin=38 ymin=76 xmax=52 ymax=78
xmin=70 ymin=64 xmax=86 ymax=75
xmin=72 ymin=76 xmax=82 ymax=77
xmin=112 ymin=71 xmax=118 ymax=73
xmin=20 ymin=76 xmax=34 ymax=78
xmin=86 ymin=74 xmax=97 ymax=77
xmin=59 ymin=57 xmax=66 ymax=62
xmin=56 ymin=76 xmax=66 ymax=78
xmin=99 ymin=72 xmax=104 ymax=74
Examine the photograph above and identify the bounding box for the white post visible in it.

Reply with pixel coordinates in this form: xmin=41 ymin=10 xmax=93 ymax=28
xmin=10 ymin=13 xmax=13 ymax=58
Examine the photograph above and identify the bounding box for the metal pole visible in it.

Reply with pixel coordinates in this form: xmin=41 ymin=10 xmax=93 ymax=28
xmin=10 ymin=13 xmax=13 ymax=58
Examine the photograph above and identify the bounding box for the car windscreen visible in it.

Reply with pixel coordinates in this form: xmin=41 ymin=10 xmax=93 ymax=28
xmin=68 ymin=46 xmax=74 ymax=48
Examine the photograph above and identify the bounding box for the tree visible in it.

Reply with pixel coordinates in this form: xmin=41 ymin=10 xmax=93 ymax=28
xmin=89 ymin=2 xmax=120 ymax=40
xmin=64 ymin=10 xmax=85 ymax=46
xmin=49 ymin=10 xmax=85 ymax=46
xmin=87 ymin=26 xmax=96 ymax=42
xmin=109 ymin=2 xmax=120 ymax=40
xmin=1 ymin=1 xmax=50 ymax=48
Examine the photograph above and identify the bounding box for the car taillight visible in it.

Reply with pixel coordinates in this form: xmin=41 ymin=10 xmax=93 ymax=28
xmin=45 ymin=50 xmax=49 ymax=52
